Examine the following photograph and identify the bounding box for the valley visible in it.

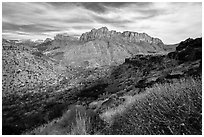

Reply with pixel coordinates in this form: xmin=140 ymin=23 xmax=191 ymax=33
xmin=2 ymin=27 xmax=202 ymax=135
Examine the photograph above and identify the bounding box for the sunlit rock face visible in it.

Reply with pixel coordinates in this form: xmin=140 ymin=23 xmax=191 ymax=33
xmin=35 ymin=27 xmax=165 ymax=68
xmin=61 ymin=27 xmax=164 ymax=67
xmin=80 ymin=27 xmax=164 ymax=47
xmin=62 ymin=39 xmax=132 ymax=68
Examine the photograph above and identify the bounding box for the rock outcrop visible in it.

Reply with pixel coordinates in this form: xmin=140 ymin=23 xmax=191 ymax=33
xmin=80 ymin=27 xmax=164 ymax=50
xmin=168 ymin=38 xmax=202 ymax=62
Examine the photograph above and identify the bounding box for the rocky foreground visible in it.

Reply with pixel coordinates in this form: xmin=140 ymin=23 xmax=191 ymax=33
xmin=2 ymin=28 xmax=202 ymax=134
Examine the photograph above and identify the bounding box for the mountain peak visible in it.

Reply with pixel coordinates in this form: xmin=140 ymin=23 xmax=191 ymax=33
xmin=79 ymin=27 xmax=163 ymax=46
xmin=98 ymin=26 xmax=109 ymax=32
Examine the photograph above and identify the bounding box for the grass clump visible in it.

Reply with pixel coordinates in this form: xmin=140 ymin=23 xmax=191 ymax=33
xmin=106 ymin=77 xmax=202 ymax=135
xmin=24 ymin=105 xmax=105 ymax=135
xmin=69 ymin=114 xmax=90 ymax=135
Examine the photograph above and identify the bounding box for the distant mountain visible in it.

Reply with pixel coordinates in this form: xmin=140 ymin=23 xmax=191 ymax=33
xmin=163 ymin=43 xmax=179 ymax=52
xmin=63 ymin=27 xmax=165 ymax=67
xmin=2 ymin=38 xmax=21 ymax=45
xmin=80 ymin=27 xmax=163 ymax=47
xmin=36 ymin=27 xmax=165 ymax=68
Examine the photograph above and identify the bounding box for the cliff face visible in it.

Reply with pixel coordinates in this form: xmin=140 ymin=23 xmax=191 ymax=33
xmin=80 ymin=27 xmax=163 ymax=47
xmin=60 ymin=27 xmax=164 ymax=67
xmin=62 ymin=39 xmax=132 ymax=68
xmin=34 ymin=27 xmax=165 ymax=68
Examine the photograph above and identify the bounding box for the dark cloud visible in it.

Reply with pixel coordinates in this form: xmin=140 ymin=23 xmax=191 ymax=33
xmin=71 ymin=25 xmax=94 ymax=30
xmin=77 ymin=2 xmax=129 ymax=13
xmin=79 ymin=3 xmax=107 ymax=13
xmin=2 ymin=22 xmax=62 ymax=33
xmin=92 ymin=14 xmax=132 ymax=24
xmin=79 ymin=2 xmax=152 ymax=13
xmin=64 ymin=17 xmax=93 ymax=24
xmin=46 ymin=2 xmax=76 ymax=9
xmin=3 ymin=22 xmax=19 ymax=32
xmin=46 ymin=2 xmax=151 ymax=12
xmin=102 ymin=2 xmax=130 ymax=7
xmin=133 ymin=2 xmax=153 ymax=7
xmin=135 ymin=9 xmax=164 ymax=20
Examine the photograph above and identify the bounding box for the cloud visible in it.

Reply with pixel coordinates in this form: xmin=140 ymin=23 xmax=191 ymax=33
xmin=3 ymin=22 xmax=62 ymax=33
xmin=76 ymin=2 xmax=132 ymax=13
xmin=80 ymin=3 xmax=108 ymax=13
xmin=2 ymin=2 xmax=202 ymax=44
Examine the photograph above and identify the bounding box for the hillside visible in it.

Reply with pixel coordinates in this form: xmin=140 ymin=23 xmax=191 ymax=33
xmin=2 ymin=33 xmax=202 ymax=135
xmin=2 ymin=39 xmax=111 ymax=134
xmin=21 ymin=37 xmax=201 ymax=135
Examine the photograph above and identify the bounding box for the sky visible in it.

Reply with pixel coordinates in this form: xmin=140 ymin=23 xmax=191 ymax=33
xmin=2 ymin=2 xmax=202 ymax=44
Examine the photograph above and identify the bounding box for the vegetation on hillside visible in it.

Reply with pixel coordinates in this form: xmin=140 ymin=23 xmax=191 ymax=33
xmin=24 ymin=76 xmax=202 ymax=135
xmin=2 ymin=37 xmax=202 ymax=135
xmin=102 ymin=77 xmax=202 ymax=135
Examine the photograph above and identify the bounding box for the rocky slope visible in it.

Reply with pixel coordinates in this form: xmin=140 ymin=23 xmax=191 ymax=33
xmin=2 ymin=38 xmax=111 ymax=135
xmin=20 ymin=37 xmax=202 ymax=135
xmin=2 ymin=40 xmax=66 ymax=97
xmin=77 ymin=37 xmax=202 ymax=118
xmin=2 ymin=36 xmax=201 ymax=135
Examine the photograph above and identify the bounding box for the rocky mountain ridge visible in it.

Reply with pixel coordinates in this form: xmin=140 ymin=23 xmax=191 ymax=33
xmin=34 ymin=27 xmax=165 ymax=68
xmin=80 ymin=27 xmax=163 ymax=46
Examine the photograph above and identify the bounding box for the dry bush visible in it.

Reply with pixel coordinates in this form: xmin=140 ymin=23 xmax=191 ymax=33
xmin=69 ymin=114 xmax=90 ymax=135
xmin=25 ymin=105 xmax=106 ymax=135
xmin=104 ymin=77 xmax=202 ymax=135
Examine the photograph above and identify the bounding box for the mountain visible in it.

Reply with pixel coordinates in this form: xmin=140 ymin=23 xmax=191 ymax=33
xmin=80 ymin=27 xmax=163 ymax=47
xmin=2 ymin=35 xmax=202 ymax=135
xmin=36 ymin=27 xmax=165 ymax=68
xmin=24 ymin=37 xmax=203 ymax=135
xmin=163 ymin=43 xmax=179 ymax=52
xmin=36 ymin=34 xmax=80 ymax=52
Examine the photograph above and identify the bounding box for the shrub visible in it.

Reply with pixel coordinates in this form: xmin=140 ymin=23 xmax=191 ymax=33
xmin=59 ymin=105 xmax=105 ymax=134
xmin=106 ymin=77 xmax=202 ymax=135
xmin=26 ymin=105 xmax=106 ymax=135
